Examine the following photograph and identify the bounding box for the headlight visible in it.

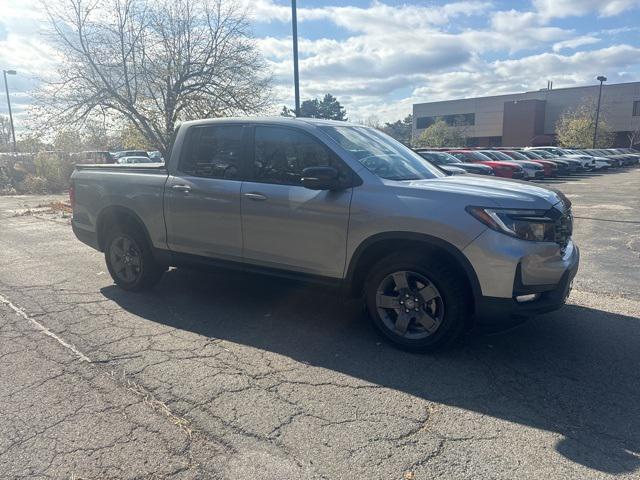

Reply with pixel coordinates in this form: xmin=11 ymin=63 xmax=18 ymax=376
xmin=466 ymin=206 xmax=555 ymax=241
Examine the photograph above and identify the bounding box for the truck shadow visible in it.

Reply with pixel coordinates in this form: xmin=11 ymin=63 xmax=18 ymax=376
xmin=101 ymin=268 xmax=640 ymax=475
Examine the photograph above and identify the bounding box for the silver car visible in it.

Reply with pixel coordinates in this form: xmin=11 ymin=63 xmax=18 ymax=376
xmin=71 ymin=118 xmax=579 ymax=352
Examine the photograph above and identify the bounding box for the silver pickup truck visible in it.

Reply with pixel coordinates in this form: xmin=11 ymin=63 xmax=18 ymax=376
xmin=71 ymin=117 xmax=579 ymax=351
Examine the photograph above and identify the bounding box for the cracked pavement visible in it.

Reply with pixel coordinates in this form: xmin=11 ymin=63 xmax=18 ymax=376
xmin=0 ymin=168 xmax=639 ymax=479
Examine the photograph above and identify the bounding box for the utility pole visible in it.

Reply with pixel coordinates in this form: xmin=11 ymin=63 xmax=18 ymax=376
xmin=593 ymin=75 xmax=607 ymax=148
xmin=2 ymin=69 xmax=17 ymax=153
xmin=291 ymin=0 xmax=301 ymax=116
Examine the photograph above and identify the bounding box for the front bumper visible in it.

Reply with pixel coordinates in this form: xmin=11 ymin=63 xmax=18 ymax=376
xmin=463 ymin=228 xmax=580 ymax=327
xmin=474 ymin=247 xmax=579 ymax=327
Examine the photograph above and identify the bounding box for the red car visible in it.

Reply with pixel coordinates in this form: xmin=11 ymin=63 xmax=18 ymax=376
xmin=446 ymin=150 xmax=526 ymax=179
xmin=497 ymin=150 xmax=558 ymax=177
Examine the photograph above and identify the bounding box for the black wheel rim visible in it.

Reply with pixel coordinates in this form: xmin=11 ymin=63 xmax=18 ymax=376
xmin=375 ymin=270 xmax=444 ymax=339
xmin=109 ymin=235 xmax=142 ymax=284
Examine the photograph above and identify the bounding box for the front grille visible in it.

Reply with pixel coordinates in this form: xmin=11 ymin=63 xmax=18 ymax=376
xmin=554 ymin=208 xmax=573 ymax=253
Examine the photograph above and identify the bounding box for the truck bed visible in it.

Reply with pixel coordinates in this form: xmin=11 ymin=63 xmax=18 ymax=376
xmin=74 ymin=163 xmax=167 ymax=173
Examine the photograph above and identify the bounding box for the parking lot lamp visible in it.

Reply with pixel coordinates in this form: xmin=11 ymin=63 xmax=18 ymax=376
xmin=593 ymin=75 xmax=607 ymax=148
xmin=2 ymin=69 xmax=17 ymax=154
xmin=291 ymin=0 xmax=300 ymax=116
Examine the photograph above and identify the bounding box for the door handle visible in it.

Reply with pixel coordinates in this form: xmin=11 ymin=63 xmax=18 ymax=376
xmin=243 ymin=192 xmax=267 ymax=201
xmin=171 ymin=184 xmax=192 ymax=192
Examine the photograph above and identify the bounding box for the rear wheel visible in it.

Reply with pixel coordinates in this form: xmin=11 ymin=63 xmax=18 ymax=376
xmin=105 ymin=228 xmax=164 ymax=291
xmin=364 ymin=252 xmax=471 ymax=352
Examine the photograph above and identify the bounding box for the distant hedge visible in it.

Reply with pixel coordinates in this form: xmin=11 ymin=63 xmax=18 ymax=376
xmin=0 ymin=153 xmax=74 ymax=195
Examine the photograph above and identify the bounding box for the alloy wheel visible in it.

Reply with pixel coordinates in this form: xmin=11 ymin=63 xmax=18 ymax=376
xmin=375 ymin=270 xmax=444 ymax=339
xmin=109 ymin=235 xmax=143 ymax=284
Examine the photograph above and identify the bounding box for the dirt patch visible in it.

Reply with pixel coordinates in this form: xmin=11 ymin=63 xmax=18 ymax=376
xmin=13 ymin=201 xmax=72 ymax=223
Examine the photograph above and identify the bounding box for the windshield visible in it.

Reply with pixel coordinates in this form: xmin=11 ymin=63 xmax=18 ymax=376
xmin=456 ymin=151 xmax=494 ymax=161
xmin=521 ymin=150 xmax=542 ymax=159
xmin=418 ymin=151 xmax=461 ymax=165
xmin=481 ymin=150 xmax=512 ymax=161
xmin=531 ymin=150 xmax=553 ymax=158
xmin=503 ymin=150 xmax=529 ymax=160
xmin=321 ymin=125 xmax=444 ymax=180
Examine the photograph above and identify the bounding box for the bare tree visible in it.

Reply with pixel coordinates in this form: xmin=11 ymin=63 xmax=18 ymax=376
xmin=0 ymin=115 xmax=12 ymax=151
xmin=628 ymin=125 xmax=640 ymax=148
xmin=34 ymin=0 xmax=271 ymax=152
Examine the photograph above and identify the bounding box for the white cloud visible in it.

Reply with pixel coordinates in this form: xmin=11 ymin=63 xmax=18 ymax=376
xmin=0 ymin=0 xmax=57 ymax=122
xmin=553 ymin=36 xmax=601 ymax=52
xmin=2 ymin=0 xmax=640 ymax=126
xmin=249 ymin=0 xmax=493 ymax=32
xmin=533 ymin=0 xmax=640 ymax=19
xmin=412 ymin=45 xmax=640 ymax=102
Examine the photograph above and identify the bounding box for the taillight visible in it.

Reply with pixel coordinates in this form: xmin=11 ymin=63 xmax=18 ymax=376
xmin=69 ymin=183 xmax=75 ymax=210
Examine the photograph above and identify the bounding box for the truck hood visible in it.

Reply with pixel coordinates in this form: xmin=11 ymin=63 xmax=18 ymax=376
xmin=397 ymin=175 xmax=562 ymax=210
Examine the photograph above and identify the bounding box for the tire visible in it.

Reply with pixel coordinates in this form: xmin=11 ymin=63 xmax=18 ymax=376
xmin=364 ymin=251 xmax=471 ymax=353
xmin=104 ymin=226 xmax=165 ymax=291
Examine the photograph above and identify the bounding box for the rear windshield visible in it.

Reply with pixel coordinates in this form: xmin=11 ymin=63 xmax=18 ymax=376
xmin=321 ymin=125 xmax=444 ymax=181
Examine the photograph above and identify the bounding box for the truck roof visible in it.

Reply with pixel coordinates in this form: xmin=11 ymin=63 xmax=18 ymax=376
xmin=179 ymin=117 xmax=357 ymax=128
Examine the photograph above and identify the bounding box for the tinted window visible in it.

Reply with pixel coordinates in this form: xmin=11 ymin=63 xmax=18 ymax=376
xmin=253 ymin=127 xmax=344 ymax=185
xmin=180 ymin=125 xmax=243 ymax=179
xmin=633 ymin=100 xmax=640 ymax=116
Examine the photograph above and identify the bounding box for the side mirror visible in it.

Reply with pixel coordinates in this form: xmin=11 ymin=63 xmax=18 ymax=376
xmin=301 ymin=166 xmax=341 ymax=190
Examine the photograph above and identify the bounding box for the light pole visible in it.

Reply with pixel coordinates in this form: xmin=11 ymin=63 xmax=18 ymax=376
xmin=2 ymin=69 xmax=17 ymax=154
xmin=593 ymin=75 xmax=607 ymax=148
xmin=291 ymin=0 xmax=300 ymax=116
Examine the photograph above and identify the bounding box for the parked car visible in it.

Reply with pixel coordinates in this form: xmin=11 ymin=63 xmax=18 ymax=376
xmin=416 ymin=150 xmax=494 ymax=175
xmin=116 ymin=156 xmax=157 ymax=164
xmin=604 ymin=148 xmax=639 ymax=166
xmin=148 ymin=151 xmax=164 ymax=162
xmin=516 ymin=149 xmax=571 ymax=175
xmin=446 ymin=150 xmax=526 ymax=179
xmin=522 ymin=148 xmax=583 ymax=172
xmin=527 ymin=147 xmax=594 ymax=170
xmin=71 ymin=151 xmax=115 ymax=164
xmin=562 ymin=149 xmax=610 ymax=170
xmin=479 ymin=150 xmax=546 ymax=179
xmin=71 ymin=118 xmax=578 ymax=352
xmin=114 ymin=150 xmax=150 ymax=160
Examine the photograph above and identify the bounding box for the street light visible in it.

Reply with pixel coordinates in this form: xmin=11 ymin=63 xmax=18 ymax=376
xmin=291 ymin=0 xmax=300 ymax=116
xmin=2 ymin=69 xmax=17 ymax=154
xmin=593 ymin=75 xmax=607 ymax=148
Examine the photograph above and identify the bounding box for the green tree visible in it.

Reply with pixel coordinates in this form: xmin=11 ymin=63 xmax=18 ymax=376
xmin=556 ymin=100 xmax=615 ymax=148
xmin=120 ymin=123 xmax=154 ymax=150
xmin=53 ymin=129 xmax=84 ymax=153
xmin=282 ymin=93 xmax=347 ymax=120
xmin=381 ymin=114 xmax=413 ymax=146
xmin=414 ymin=119 xmax=465 ymax=148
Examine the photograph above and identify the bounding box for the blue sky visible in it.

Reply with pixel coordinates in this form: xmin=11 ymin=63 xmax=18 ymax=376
xmin=1 ymin=0 xmax=640 ymax=125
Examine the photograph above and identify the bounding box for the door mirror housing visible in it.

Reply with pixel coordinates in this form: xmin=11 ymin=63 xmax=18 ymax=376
xmin=301 ymin=166 xmax=341 ymax=190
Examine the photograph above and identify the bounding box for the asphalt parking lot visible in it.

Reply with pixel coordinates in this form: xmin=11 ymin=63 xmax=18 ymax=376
xmin=1 ymin=167 xmax=639 ymax=479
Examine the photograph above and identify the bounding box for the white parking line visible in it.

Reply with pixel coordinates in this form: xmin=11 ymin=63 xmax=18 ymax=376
xmin=0 ymin=294 xmax=91 ymax=363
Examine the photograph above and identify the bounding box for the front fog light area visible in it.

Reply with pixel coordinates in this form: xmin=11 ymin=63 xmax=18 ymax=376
xmin=515 ymin=293 xmax=541 ymax=303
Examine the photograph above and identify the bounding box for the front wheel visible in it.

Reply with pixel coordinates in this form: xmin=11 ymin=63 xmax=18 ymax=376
xmin=364 ymin=252 xmax=471 ymax=352
xmin=105 ymin=229 xmax=164 ymax=291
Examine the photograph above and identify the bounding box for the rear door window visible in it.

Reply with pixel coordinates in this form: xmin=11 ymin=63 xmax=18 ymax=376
xmin=179 ymin=125 xmax=244 ymax=180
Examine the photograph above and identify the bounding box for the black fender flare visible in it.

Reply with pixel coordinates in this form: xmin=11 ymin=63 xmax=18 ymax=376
xmin=344 ymin=231 xmax=482 ymax=305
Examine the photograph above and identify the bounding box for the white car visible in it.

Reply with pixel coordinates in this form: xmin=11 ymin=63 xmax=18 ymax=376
xmin=116 ymin=156 xmax=157 ymax=164
xmin=527 ymin=147 xmax=595 ymax=170
xmin=563 ymin=149 xmax=611 ymax=170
